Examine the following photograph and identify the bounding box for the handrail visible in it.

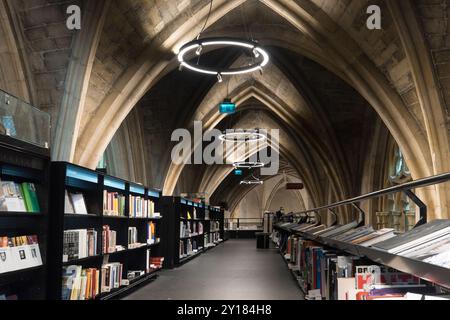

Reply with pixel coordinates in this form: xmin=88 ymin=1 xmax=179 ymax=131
xmin=297 ymin=172 xmax=450 ymax=227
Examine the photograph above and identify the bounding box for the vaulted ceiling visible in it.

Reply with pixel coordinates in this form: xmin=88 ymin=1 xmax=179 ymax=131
xmin=1 ymin=0 xmax=449 ymax=220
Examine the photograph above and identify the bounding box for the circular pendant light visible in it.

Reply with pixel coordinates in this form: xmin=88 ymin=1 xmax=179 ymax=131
xmin=218 ymin=129 xmax=267 ymax=142
xmin=178 ymin=37 xmax=269 ymax=80
xmin=233 ymin=161 xmax=265 ymax=169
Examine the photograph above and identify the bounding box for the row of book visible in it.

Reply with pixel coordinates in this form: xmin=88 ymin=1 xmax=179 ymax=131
xmin=279 ymin=218 xmax=450 ymax=269
xmin=0 ymin=181 xmax=40 ymax=213
xmin=180 ymin=221 xmax=203 ymax=238
xmin=179 ymin=239 xmax=201 ymax=258
xmin=103 ymin=191 xmax=126 ymax=216
xmin=0 ymin=235 xmax=42 ymax=274
xmin=102 ymin=225 xmax=118 ymax=254
xmin=63 ymin=229 xmax=98 ymax=262
xmin=65 ymin=224 xmax=159 ymax=261
xmin=186 ymin=208 xmax=197 ymax=220
xmin=282 ymin=234 xmax=449 ymax=300
xmin=210 ymin=221 xmax=220 ymax=232
xmin=204 ymin=232 xmax=221 ymax=248
xmin=62 ymin=266 xmax=100 ymax=300
xmin=129 ymin=195 xmax=157 ymax=218
xmin=63 ymin=250 xmax=165 ymax=300
xmin=65 ymin=190 xmax=162 ymax=218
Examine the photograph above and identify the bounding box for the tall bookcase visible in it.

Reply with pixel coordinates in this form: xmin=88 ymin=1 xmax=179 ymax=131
xmin=162 ymin=197 xmax=224 ymax=268
xmin=48 ymin=162 xmax=164 ymax=300
xmin=0 ymin=135 xmax=50 ymax=300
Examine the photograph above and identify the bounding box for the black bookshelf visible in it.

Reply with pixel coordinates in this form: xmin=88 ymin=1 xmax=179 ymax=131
xmin=48 ymin=162 xmax=165 ymax=300
xmin=162 ymin=197 xmax=224 ymax=268
xmin=274 ymin=223 xmax=450 ymax=290
xmin=0 ymin=135 xmax=50 ymax=300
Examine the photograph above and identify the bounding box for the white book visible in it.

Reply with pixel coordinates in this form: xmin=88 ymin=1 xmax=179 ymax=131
xmin=4 ymin=197 xmax=26 ymax=212
xmin=25 ymin=243 xmax=43 ymax=267
xmin=77 ymin=229 xmax=88 ymax=259
xmin=80 ymin=274 xmax=87 ymax=300
xmin=11 ymin=245 xmax=34 ymax=270
xmin=65 ymin=191 xmax=74 ymax=214
xmin=70 ymin=193 xmax=88 ymax=214
xmin=0 ymin=247 xmax=13 ymax=274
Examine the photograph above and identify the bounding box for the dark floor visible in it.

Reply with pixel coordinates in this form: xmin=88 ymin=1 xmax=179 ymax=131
xmin=123 ymin=239 xmax=303 ymax=300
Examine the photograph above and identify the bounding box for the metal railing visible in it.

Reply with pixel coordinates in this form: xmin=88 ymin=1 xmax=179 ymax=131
xmin=225 ymin=218 xmax=263 ymax=231
xmin=296 ymin=172 xmax=450 ymax=227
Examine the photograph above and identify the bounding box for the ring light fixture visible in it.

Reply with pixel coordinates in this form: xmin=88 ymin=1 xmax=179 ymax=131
xmin=233 ymin=161 xmax=265 ymax=169
xmin=240 ymin=178 xmax=264 ymax=185
xmin=178 ymin=37 xmax=270 ymax=79
xmin=218 ymin=129 xmax=267 ymax=142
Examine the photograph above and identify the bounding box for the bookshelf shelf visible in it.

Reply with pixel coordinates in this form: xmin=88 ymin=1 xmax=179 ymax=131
xmin=161 ymin=197 xmax=224 ymax=268
xmin=0 ymin=136 xmax=50 ymax=300
xmin=62 ymin=255 xmax=102 ymax=266
xmin=97 ymin=270 xmax=159 ymax=301
xmin=49 ymin=162 xmax=165 ymax=300
xmin=0 ymin=265 xmax=45 ymax=281
xmin=0 ymin=212 xmax=44 ymax=217
xmin=64 ymin=213 xmax=100 ymax=218
xmin=275 ymin=224 xmax=450 ymax=290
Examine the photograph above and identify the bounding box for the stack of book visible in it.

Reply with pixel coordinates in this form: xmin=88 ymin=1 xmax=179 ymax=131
xmin=0 ymin=181 xmax=40 ymax=213
xmin=64 ymin=191 xmax=88 ymax=214
xmin=103 ymin=191 xmax=125 ymax=217
xmin=0 ymin=235 xmax=42 ymax=273
xmin=102 ymin=225 xmax=117 ymax=254
xmin=147 ymin=254 xmax=164 ymax=272
xmin=63 ymin=229 xmax=98 ymax=262
xmin=62 ymin=266 xmax=99 ymax=300
xmin=101 ymin=262 xmax=123 ymax=293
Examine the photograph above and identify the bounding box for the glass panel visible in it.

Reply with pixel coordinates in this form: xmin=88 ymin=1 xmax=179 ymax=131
xmin=0 ymin=89 xmax=51 ymax=148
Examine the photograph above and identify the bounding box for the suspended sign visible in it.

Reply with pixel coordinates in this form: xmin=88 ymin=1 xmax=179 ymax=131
xmin=286 ymin=183 xmax=304 ymax=190
xmin=219 ymin=99 xmax=236 ymax=114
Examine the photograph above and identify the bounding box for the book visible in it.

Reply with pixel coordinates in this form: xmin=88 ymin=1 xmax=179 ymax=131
xmin=1 ymin=181 xmax=26 ymax=212
xmin=374 ymin=220 xmax=450 ymax=254
xmin=69 ymin=193 xmax=88 ymax=214
xmin=64 ymin=191 xmax=74 ymax=213
xmin=352 ymin=228 xmax=395 ymax=245
xmin=319 ymin=221 xmax=359 ymax=238
xmin=20 ymin=183 xmax=40 ymax=213
xmin=333 ymin=226 xmax=374 ymax=242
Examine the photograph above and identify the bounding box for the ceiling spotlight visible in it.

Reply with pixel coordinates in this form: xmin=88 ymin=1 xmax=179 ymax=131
xmin=178 ymin=64 xmax=184 ymax=71
xmin=253 ymin=48 xmax=260 ymax=58
xmin=217 ymin=73 xmax=223 ymax=83
xmin=196 ymin=45 xmax=203 ymax=56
